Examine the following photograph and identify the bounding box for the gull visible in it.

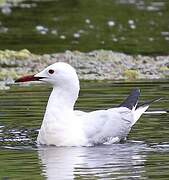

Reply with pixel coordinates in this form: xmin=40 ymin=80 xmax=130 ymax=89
xmin=15 ymin=62 xmax=165 ymax=146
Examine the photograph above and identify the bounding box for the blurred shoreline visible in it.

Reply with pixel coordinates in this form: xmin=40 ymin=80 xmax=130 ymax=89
xmin=0 ymin=49 xmax=168 ymax=85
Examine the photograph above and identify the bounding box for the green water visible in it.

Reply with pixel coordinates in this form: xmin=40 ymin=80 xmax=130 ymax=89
xmin=0 ymin=80 xmax=169 ymax=179
xmin=0 ymin=1 xmax=169 ymax=179
xmin=0 ymin=0 xmax=169 ymax=54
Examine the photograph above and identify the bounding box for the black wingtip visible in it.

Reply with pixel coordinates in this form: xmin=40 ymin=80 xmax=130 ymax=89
xmin=137 ymin=97 xmax=163 ymax=109
xmin=119 ymin=88 xmax=140 ymax=110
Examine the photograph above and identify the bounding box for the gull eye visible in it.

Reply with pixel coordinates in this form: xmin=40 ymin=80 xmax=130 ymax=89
xmin=48 ymin=69 xmax=54 ymax=74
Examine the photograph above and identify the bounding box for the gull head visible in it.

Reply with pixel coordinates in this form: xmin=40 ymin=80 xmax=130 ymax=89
xmin=15 ymin=62 xmax=80 ymax=89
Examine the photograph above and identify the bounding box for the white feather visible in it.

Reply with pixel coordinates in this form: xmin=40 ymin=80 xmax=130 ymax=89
xmin=132 ymin=106 xmax=149 ymax=126
xmin=28 ymin=62 xmax=161 ymax=146
xmin=144 ymin=111 xmax=167 ymax=114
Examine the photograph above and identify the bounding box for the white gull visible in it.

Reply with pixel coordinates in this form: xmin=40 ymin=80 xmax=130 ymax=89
xmin=15 ymin=62 xmax=164 ymax=146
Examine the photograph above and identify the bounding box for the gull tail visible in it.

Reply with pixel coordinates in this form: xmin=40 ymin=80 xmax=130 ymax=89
xmin=132 ymin=98 xmax=163 ymax=126
xmin=138 ymin=98 xmax=167 ymax=115
xmin=119 ymin=88 xmax=165 ymax=126
xmin=144 ymin=111 xmax=167 ymax=114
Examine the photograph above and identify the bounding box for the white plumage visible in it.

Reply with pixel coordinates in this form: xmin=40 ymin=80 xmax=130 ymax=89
xmin=15 ymin=62 xmax=162 ymax=146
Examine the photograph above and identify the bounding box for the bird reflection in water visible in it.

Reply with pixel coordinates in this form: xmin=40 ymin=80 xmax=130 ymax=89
xmin=38 ymin=142 xmax=147 ymax=179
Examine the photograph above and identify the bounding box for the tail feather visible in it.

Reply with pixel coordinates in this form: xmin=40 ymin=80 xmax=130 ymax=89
xmin=132 ymin=97 xmax=163 ymax=126
xmin=144 ymin=111 xmax=167 ymax=114
xmin=119 ymin=89 xmax=165 ymax=126
xmin=132 ymin=105 xmax=149 ymax=126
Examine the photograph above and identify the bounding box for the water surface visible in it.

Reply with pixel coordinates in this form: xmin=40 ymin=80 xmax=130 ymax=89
xmin=0 ymin=0 xmax=169 ymax=54
xmin=0 ymin=80 xmax=169 ymax=179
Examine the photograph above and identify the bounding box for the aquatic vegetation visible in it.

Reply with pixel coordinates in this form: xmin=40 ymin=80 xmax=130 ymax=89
xmin=0 ymin=49 xmax=33 ymax=61
xmin=0 ymin=68 xmax=18 ymax=79
xmin=159 ymin=66 xmax=169 ymax=72
xmin=0 ymin=0 xmax=6 ymax=5
xmin=124 ymin=69 xmax=139 ymax=80
xmin=0 ymin=0 xmax=24 ymax=6
xmin=159 ymin=66 xmax=169 ymax=78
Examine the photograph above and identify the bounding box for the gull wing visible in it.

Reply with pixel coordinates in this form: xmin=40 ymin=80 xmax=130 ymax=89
xmin=82 ymin=107 xmax=133 ymax=145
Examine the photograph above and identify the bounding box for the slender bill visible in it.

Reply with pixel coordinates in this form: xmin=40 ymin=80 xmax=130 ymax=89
xmin=15 ymin=75 xmax=44 ymax=83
